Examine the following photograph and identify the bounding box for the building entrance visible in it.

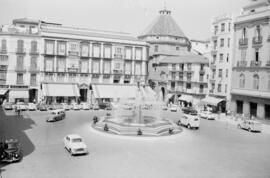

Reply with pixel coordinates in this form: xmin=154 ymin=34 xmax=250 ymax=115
xmin=80 ymin=89 xmax=88 ymax=102
xmin=265 ymin=104 xmax=270 ymax=119
xmin=29 ymin=89 xmax=37 ymax=103
xmin=250 ymin=102 xmax=257 ymax=117
xmin=236 ymin=100 xmax=243 ymax=114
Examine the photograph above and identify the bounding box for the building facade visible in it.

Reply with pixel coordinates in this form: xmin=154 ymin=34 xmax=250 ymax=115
xmin=0 ymin=18 xmax=148 ymax=104
xmin=208 ymin=14 xmax=234 ymax=111
xmin=230 ymin=0 xmax=270 ymax=119
xmin=138 ymin=9 xmax=209 ymax=106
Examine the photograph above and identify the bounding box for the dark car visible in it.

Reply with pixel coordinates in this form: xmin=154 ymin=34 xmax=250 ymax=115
xmin=0 ymin=139 xmax=23 ymax=163
xmin=4 ymin=102 xmax=13 ymax=110
xmin=37 ymin=103 xmax=48 ymax=111
xmin=182 ymin=107 xmax=198 ymax=115
xmin=46 ymin=109 xmax=66 ymax=122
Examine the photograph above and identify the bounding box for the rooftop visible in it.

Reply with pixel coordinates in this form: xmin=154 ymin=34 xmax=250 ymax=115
xmin=160 ymin=51 xmax=209 ymax=64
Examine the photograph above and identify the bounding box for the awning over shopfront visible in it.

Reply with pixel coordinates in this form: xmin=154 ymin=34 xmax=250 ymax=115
xmin=201 ymin=96 xmax=224 ymax=106
xmin=9 ymin=90 xmax=29 ymax=98
xmin=42 ymin=83 xmax=80 ymax=97
xmin=0 ymin=88 xmax=8 ymax=95
xmin=178 ymin=95 xmax=193 ymax=103
xmin=93 ymin=84 xmax=138 ymax=99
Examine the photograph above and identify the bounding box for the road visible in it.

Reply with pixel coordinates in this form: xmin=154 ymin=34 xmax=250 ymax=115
xmin=1 ymin=108 xmax=270 ymax=178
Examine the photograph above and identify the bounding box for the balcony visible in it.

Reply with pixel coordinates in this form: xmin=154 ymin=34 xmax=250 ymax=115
xmin=0 ymin=48 xmax=7 ymax=54
xmin=30 ymin=81 xmax=38 ymax=87
xmin=28 ymin=66 xmax=40 ymax=73
xmin=103 ymin=74 xmax=111 ymax=79
xmin=29 ymin=49 xmax=39 ymax=55
xmin=15 ymin=66 xmax=26 ymax=73
xmin=92 ymin=74 xmax=100 ymax=78
xmin=237 ymin=60 xmax=247 ymax=67
xmin=44 ymin=50 xmax=54 ymax=56
xmin=16 ymin=80 xmax=24 ymax=85
xmin=113 ymin=70 xmax=123 ymax=74
xmin=56 ymin=68 xmax=66 ymax=73
xmin=44 ymin=68 xmax=54 ymax=72
xmin=250 ymin=60 xmax=262 ymax=67
xmin=0 ymin=79 xmax=6 ymax=85
xmin=209 ymin=79 xmax=215 ymax=83
xmin=56 ymin=51 xmax=66 ymax=57
xmin=80 ymin=52 xmax=89 ymax=58
xmin=199 ymin=77 xmax=204 ymax=82
xmin=67 ymin=67 xmax=78 ymax=73
xmin=16 ymin=48 xmax=26 ymax=54
xmin=56 ymin=76 xmax=66 ymax=82
xmin=209 ymin=89 xmax=214 ymax=93
xmin=0 ymin=65 xmax=8 ymax=71
xmin=252 ymin=36 xmax=263 ymax=46
xmin=68 ymin=77 xmax=77 ymax=82
xmin=238 ymin=38 xmax=248 ymax=47
xmin=210 ymin=63 xmax=216 ymax=69
xmin=211 ymin=50 xmax=217 ymax=56
xmin=68 ymin=51 xmax=79 ymax=56
xmin=79 ymin=69 xmax=89 ymax=73
xmin=266 ymin=60 xmax=270 ymax=67
xmin=114 ymin=54 xmax=124 ymax=59
xmin=211 ymin=35 xmax=218 ymax=41
xmin=199 ymin=69 xmax=205 ymax=74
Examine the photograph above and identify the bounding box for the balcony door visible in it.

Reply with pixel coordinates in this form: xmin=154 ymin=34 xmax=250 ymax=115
xmin=236 ymin=100 xmax=243 ymax=114
xmin=250 ymin=102 xmax=257 ymax=117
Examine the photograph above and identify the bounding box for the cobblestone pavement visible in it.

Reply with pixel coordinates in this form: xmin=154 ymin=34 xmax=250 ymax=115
xmin=1 ymin=108 xmax=270 ymax=178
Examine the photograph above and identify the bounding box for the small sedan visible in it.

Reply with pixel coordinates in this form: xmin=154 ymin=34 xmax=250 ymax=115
xmin=63 ymin=134 xmax=88 ymax=155
xmin=199 ymin=111 xmax=215 ymax=120
xmin=46 ymin=109 xmax=66 ymax=122
xmin=93 ymin=104 xmax=100 ymax=110
xmin=237 ymin=120 xmax=262 ymax=132
xmin=3 ymin=102 xmax=13 ymax=110
xmin=28 ymin=103 xmax=37 ymax=111
xmin=61 ymin=103 xmax=70 ymax=111
xmin=80 ymin=103 xmax=90 ymax=110
xmin=71 ymin=103 xmax=80 ymax=110
xmin=177 ymin=114 xmax=200 ymax=129
xmin=0 ymin=139 xmax=23 ymax=163
xmin=169 ymin=105 xmax=178 ymax=112
xmin=38 ymin=104 xmax=47 ymax=111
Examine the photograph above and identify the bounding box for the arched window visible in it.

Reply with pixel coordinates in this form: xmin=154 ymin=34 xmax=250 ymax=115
xmin=253 ymin=74 xmax=259 ymax=90
xmin=239 ymin=74 xmax=245 ymax=88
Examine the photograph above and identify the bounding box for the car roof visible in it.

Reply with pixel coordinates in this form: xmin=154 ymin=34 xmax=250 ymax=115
xmin=66 ymin=134 xmax=82 ymax=139
xmin=5 ymin=139 xmax=18 ymax=143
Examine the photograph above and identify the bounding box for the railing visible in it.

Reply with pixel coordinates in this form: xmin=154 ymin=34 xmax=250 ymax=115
xmin=0 ymin=48 xmax=7 ymax=54
xmin=114 ymin=54 xmax=124 ymax=59
xmin=44 ymin=50 xmax=54 ymax=55
xmin=16 ymin=48 xmax=26 ymax=54
xmin=44 ymin=77 xmax=55 ymax=82
xmin=113 ymin=70 xmax=122 ymax=74
xmin=16 ymin=80 xmax=24 ymax=85
xmin=211 ymin=50 xmax=217 ymax=56
xmin=57 ymin=51 xmax=66 ymax=56
xmin=266 ymin=60 xmax=270 ymax=67
xmin=252 ymin=36 xmax=262 ymax=45
xmin=80 ymin=52 xmax=89 ymax=58
xmin=44 ymin=68 xmax=54 ymax=72
xmin=250 ymin=60 xmax=262 ymax=67
xmin=56 ymin=68 xmax=66 ymax=72
xmin=237 ymin=60 xmax=247 ymax=67
xmin=67 ymin=67 xmax=78 ymax=73
xmin=68 ymin=51 xmax=79 ymax=56
xmin=238 ymin=38 xmax=248 ymax=47
xmin=209 ymin=90 xmax=214 ymax=93
xmin=199 ymin=77 xmax=204 ymax=82
xmin=15 ymin=66 xmax=26 ymax=72
xmin=0 ymin=79 xmax=6 ymax=85
xmin=29 ymin=66 xmax=40 ymax=72
xmin=56 ymin=77 xmax=66 ymax=82
xmin=199 ymin=69 xmax=205 ymax=74
xmin=210 ymin=64 xmax=216 ymax=69
xmin=29 ymin=49 xmax=39 ymax=55
xmin=30 ymin=81 xmax=38 ymax=86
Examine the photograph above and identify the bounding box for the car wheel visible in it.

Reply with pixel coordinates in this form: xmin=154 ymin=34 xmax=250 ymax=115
xmin=237 ymin=124 xmax=241 ymax=129
xmin=248 ymin=128 xmax=252 ymax=132
xmin=187 ymin=124 xmax=191 ymax=129
xmin=177 ymin=120 xmax=181 ymax=126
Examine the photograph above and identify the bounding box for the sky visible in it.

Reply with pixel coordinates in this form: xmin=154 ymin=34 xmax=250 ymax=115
xmin=0 ymin=0 xmax=248 ymax=40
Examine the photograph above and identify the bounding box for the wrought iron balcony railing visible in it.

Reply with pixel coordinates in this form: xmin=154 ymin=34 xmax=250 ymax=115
xmin=250 ymin=60 xmax=262 ymax=67
xmin=237 ymin=60 xmax=247 ymax=67
xmin=238 ymin=38 xmax=248 ymax=47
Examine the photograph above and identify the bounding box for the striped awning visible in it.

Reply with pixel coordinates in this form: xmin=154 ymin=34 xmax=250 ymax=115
xmin=201 ymin=96 xmax=224 ymax=106
xmin=42 ymin=83 xmax=80 ymax=97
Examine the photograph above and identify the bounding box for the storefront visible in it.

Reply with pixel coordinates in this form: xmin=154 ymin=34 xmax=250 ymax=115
xmin=0 ymin=88 xmax=8 ymax=104
xmin=8 ymin=89 xmax=29 ymax=103
xmin=178 ymin=94 xmax=193 ymax=107
xmin=201 ymin=96 xmax=225 ymax=113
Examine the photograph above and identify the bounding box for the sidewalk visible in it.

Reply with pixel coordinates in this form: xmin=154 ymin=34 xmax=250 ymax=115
xmin=216 ymin=113 xmax=270 ymax=134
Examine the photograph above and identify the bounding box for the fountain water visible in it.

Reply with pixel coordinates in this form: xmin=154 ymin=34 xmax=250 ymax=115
xmin=92 ymin=84 xmax=182 ymax=136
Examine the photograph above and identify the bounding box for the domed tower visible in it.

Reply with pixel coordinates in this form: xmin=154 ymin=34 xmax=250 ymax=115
xmin=139 ymin=9 xmax=208 ymax=104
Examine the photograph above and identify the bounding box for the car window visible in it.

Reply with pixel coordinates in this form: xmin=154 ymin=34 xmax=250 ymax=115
xmin=72 ymin=138 xmax=82 ymax=142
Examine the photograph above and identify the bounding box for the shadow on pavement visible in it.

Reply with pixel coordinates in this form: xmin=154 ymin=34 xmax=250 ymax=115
xmin=0 ymin=108 xmax=36 ymax=169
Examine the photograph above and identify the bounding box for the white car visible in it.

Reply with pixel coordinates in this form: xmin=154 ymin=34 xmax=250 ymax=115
xmin=61 ymin=103 xmax=70 ymax=110
xmin=237 ymin=120 xmax=262 ymax=132
xmin=80 ymin=103 xmax=90 ymax=110
xmin=199 ymin=111 xmax=215 ymax=120
xmin=177 ymin=114 xmax=200 ymax=129
xmin=28 ymin=103 xmax=37 ymax=111
xmin=170 ymin=105 xmax=178 ymax=112
xmin=71 ymin=103 xmax=80 ymax=110
xmin=63 ymin=134 xmax=88 ymax=155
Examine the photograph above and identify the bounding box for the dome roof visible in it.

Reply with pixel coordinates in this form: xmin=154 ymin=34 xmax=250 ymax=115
xmin=139 ymin=9 xmax=186 ymax=38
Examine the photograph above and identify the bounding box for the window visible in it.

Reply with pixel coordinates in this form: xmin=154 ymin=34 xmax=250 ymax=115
xmin=17 ymin=40 xmax=24 ymax=51
xmin=1 ymin=39 xmax=7 ymax=51
xmin=124 ymin=62 xmax=132 ymax=74
xmin=135 ymin=62 xmax=142 ymax=75
xmin=30 ymin=57 xmax=37 ymax=69
xmin=92 ymin=60 xmax=100 ymax=73
xmin=226 ymin=69 xmax=228 ymax=78
xmin=125 ymin=47 xmax=132 ymax=59
xmin=255 ymin=25 xmax=261 ymax=37
xmin=135 ymin=48 xmax=142 ymax=60
xmin=241 ymin=50 xmax=246 ymax=61
xmin=81 ymin=44 xmax=88 ymax=57
xmin=239 ymin=74 xmax=245 ymax=88
xmin=180 ymin=64 xmax=184 ymax=70
xmin=0 ymin=72 xmax=6 ymax=83
xmin=218 ymin=84 xmax=222 ymax=92
xmin=214 ymin=25 xmax=218 ymax=35
xmin=211 ymin=83 xmax=215 ymax=90
xmin=225 ymin=84 xmax=227 ymax=93
xmin=45 ymin=41 xmax=54 ymax=55
xmin=242 ymin=28 xmax=246 ymax=38
xmin=228 ymin=22 xmax=231 ymax=32
xmin=255 ymin=49 xmax=259 ymax=62
xmin=226 ymin=53 xmax=229 ymax=62
xmin=58 ymin=43 xmax=66 ymax=55
xmin=187 ymin=73 xmax=192 ymax=80
xmin=200 ymin=64 xmax=204 ymax=70
xmin=103 ymin=61 xmax=111 ymax=74
xmin=45 ymin=58 xmax=53 ymax=71
xmin=176 ymin=46 xmax=179 ymax=51
xmin=31 ymin=41 xmax=37 ymax=53
xmin=104 ymin=46 xmax=112 ymax=58
xmin=220 ymin=38 xmax=224 ymax=47
xmin=227 ymin=38 xmax=230 ymax=47
xmin=213 ymin=40 xmax=217 ymax=49
xmin=219 ymin=53 xmax=224 ymax=62
xmin=186 ymin=83 xmax=191 ymax=89
xmin=80 ymin=60 xmax=88 ymax=73
xmin=221 ymin=23 xmax=225 ymax=32
xmin=212 ymin=69 xmax=216 ymax=78
xmin=187 ymin=63 xmax=192 ymax=70
xmin=30 ymin=74 xmax=36 ymax=85
xmin=218 ymin=69 xmax=222 ymax=78
xmin=213 ymin=55 xmax=217 ymax=62
xmin=16 ymin=56 xmax=24 ymax=67
xmin=93 ymin=45 xmax=100 ymax=58
xmin=17 ymin=73 xmax=23 ymax=84
xmin=154 ymin=45 xmax=158 ymax=52
xmin=253 ymin=74 xmax=259 ymax=90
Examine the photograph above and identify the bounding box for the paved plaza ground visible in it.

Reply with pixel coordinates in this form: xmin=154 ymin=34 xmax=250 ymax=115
xmin=0 ymin=108 xmax=270 ymax=178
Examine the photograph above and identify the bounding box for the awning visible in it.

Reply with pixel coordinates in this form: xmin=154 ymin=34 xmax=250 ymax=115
xmin=42 ymin=83 xmax=80 ymax=97
xmin=0 ymin=88 xmax=8 ymax=95
xmin=9 ymin=90 xmax=29 ymax=98
xmin=178 ymin=95 xmax=193 ymax=103
xmin=93 ymin=84 xmax=138 ymax=99
xmin=201 ymin=96 xmax=224 ymax=106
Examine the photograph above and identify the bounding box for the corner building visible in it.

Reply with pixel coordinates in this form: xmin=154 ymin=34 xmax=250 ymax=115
xmin=0 ymin=18 xmax=148 ymax=103
xmin=230 ymin=0 xmax=270 ymax=119
xmin=138 ymin=9 xmax=209 ymax=106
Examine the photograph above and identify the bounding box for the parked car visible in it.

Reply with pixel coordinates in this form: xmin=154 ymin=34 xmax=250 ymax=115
xmin=37 ymin=103 xmax=47 ymax=111
xmin=199 ymin=111 xmax=216 ymax=120
xmin=182 ymin=107 xmax=198 ymax=115
xmin=3 ymin=102 xmax=13 ymax=110
xmin=98 ymin=102 xmax=110 ymax=110
xmin=46 ymin=109 xmax=66 ymax=122
xmin=93 ymin=103 xmax=100 ymax=110
xmin=71 ymin=103 xmax=80 ymax=110
xmin=28 ymin=103 xmax=37 ymax=111
xmin=16 ymin=102 xmax=28 ymax=111
xmin=80 ymin=103 xmax=90 ymax=110
xmin=162 ymin=105 xmax=168 ymax=111
xmin=237 ymin=119 xmax=262 ymax=132
xmin=63 ymin=134 xmax=88 ymax=155
xmin=61 ymin=103 xmax=70 ymax=111
xmin=0 ymin=139 xmax=23 ymax=163
xmin=105 ymin=103 xmax=112 ymax=110
xmin=177 ymin=114 xmax=200 ymax=129
xmin=170 ymin=105 xmax=178 ymax=112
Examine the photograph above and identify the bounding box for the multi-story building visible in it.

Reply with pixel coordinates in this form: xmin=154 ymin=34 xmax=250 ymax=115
xmin=190 ymin=39 xmax=211 ymax=58
xmin=207 ymin=14 xmax=234 ymax=111
xmin=230 ymin=0 xmax=270 ymax=119
xmin=0 ymin=18 xmax=148 ymax=104
xmin=138 ymin=9 xmax=209 ymax=106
